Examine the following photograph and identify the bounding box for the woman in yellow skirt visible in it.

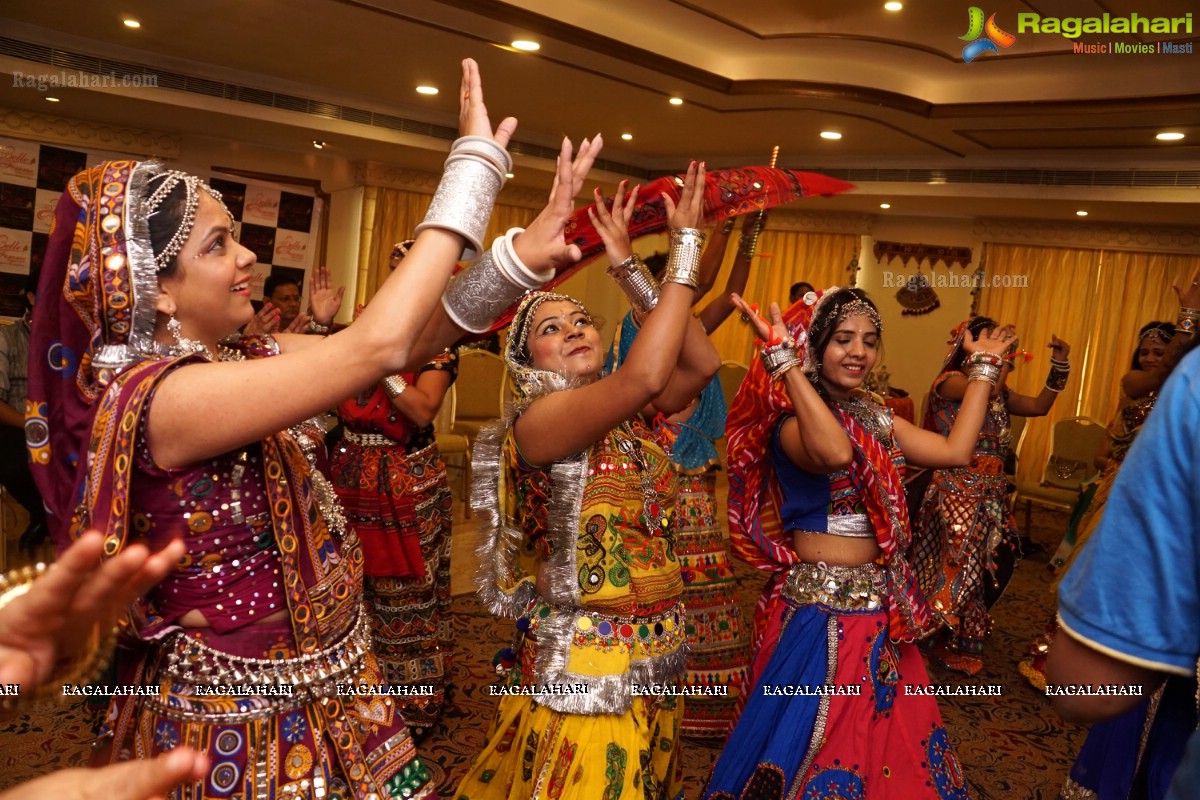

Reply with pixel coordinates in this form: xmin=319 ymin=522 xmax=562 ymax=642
xmin=455 ymin=165 xmax=720 ymax=800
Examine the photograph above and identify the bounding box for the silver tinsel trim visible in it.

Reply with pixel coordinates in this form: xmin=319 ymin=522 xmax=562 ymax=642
xmin=124 ymin=160 xmax=164 ymax=363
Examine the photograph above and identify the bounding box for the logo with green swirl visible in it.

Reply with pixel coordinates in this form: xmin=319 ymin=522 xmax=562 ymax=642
xmin=961 ymin=7 xmax=1016 ymax=61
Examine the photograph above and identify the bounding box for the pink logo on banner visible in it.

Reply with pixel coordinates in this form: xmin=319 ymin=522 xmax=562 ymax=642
xmin=243 ymin=186 xmax=280 ymax=227
xmin=34 ymin=190 xmax=61 ymax=234
xmin=0 ymin=142 xmax=38 ymax=184
xmin=273 ymin=233 xmax=308 ymax=267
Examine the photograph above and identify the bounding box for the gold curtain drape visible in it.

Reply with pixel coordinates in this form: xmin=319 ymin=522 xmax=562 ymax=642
xmin=698 ymin=229 xmax=858 ymax=364
xmin=978 ymin=243 xmax=1200 ymax=488
xmin=355 ymin=185 xmax=535 ymax=306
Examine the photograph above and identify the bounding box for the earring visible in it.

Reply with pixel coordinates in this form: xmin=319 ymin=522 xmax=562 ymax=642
xmin=168 ymin=315 xmax=213 ymax=360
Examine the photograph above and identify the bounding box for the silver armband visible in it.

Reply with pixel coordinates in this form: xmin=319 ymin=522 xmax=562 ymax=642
xmin=606 ymin=254 xmax=660 ymax=315
xmin=664 ymin=227 xmax=705 ymax=288
xmin=452 ymin=135 xmax=513 ymax=174
xmin=441 ymin=228 xmax=552 ymax=333
xmin=414 ymin=153 xmax=505 ymax=261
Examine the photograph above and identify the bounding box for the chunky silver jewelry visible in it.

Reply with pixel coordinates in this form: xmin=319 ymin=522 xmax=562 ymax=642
xmin=306 ymin=319 xmax=331 ymax=335
xmin=1046 ymin=357 xmax=1070 ymax=392
xmin=414 ymin=152 xmax=505 ymax=261
xmin=607 ymin=254 xmax=660 ymax=315
xmin=451 ymin=135 xmax=513 ymax=174
xmin=663 ymin=227 xmax=704 ymax=288
xmin=838 ymin=299 xmax=884 ymax=333
xmin=167 ymin=315 xmax=213 ymax=360
xmin=144 ymin=171 xmax=228 ymax=273
xmin=967 ymin=362 xmax=1001 ymax=386
xmin=382 ymin=374 xmax=408 ymax=399
xmin=760 ymin=338 xmax=803 ymax=378
xmin=441 ymin=228 xmax=551 ymax=333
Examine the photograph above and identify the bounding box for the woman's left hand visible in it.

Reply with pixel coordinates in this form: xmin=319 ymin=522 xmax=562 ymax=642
xmin=733 ymin=294 xmax=790 ymax=345
xmin=0 ymin=531 xmax=185 ymax=691
xmin=587 ymin=180 xmax=639 ymax=264
xmin=308 ymin=266 xmax=345 ymax=327
xmin=458 ymin=58 xmax=517 ymax=150
xmin=1049 ymin=334 xmax=1070 ymax=361
xmin=963 ymin=324 xmax=1017 ymax=357
xmin=663 ymin=161 xmax=706 ymax=231
xmin=512 ymin=135 xmax=603 ymax=272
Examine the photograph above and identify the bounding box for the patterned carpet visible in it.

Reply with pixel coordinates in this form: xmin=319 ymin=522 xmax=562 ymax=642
xmin=0 ymin=504 xmax=1084 ymax=799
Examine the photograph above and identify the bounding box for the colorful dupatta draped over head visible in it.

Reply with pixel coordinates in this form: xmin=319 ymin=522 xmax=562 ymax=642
xmin=25 ymin=160 xmax=228 ymax=548
xmin=726 ymin=290 xmax=935 ymax=646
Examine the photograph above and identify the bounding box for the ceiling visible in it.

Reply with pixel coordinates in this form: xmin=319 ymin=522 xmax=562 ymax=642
xmin=1 ymin=0 xmax=1199 ymax=226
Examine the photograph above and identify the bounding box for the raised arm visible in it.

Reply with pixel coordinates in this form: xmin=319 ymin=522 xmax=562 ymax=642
xmin=739 ymin=297 xmax=852 ymax=472
xmin=515 ymin=164 xmax=714 ymax=466
xmin=381 ymin=357 xmax=454 ymax=429
xmin=147 ymin=59 xmax=565 ymax=468
xmin=1007 ymin=335 xmax=1071 ymax=417
xmin=696 ymin=213 xmax=759 ymax=334
xmin=893 ymin=326 xmax=1017 ymax=467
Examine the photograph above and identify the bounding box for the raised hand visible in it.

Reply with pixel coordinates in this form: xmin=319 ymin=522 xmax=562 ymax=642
xmin=732 ymin=293 xmax=790 ymax=345
xmin=308 ymin=265 xmax=345 ymax=327
xmin=963 ymin=324 xmax=1017 ymax=357
xmin=587 ymin=180 xmax=639 ymax=265
xmin=0 ymin=531 xmax=185 ymax=691
xmin=1173 ymin=265 xmax=1200 ymax=309
xmin=663 ymin=161 xmax=706 ymax=231
xmin=1048 ymin=334 xmax=1070 ymax=361
xmin=244 ymin=301 xmax=281 ymax=336
xmin=512 ymin=135 xmax=604 ymax=272
xmin=284 ymin=312 xmax=312 ymax=334
xmin=458 ymin=57 xmax=517 ymax=149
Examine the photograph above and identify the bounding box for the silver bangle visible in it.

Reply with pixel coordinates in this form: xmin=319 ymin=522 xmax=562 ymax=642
xmin=966 ymin=362 xmax=1001 ymax=386
xmin=383 ymin=375 xmax=408 ymax=399
xmin=414 ymin=153 xmax=504 ymax=261
xmin=760 ymin=339 xmax=801 ymax=378
xmin=441 ymin=229 xmax=548 ymax=333
xmin=664 ymin=227 xmax=704 ymax=288
xmin=607 ymin=254 xmax=660 ymax=315
xmin=452 ymin=135 xmax=512 ymax=174
xmin=306 ymin=320 xmax=331 ymax=335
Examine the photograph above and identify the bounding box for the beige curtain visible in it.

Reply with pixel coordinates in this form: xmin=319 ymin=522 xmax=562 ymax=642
xmin=700 ymin=229 xmax=858 ymax=364
xmin=978 ymin=243 xmax=1200 ymax=487
xmin=977 ymin=244 xmax=1102 ymax=487
xmin=356 ymin=185 xmax=535 ymax=306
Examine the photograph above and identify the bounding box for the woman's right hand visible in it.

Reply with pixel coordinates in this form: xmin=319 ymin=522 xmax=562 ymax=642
xmin=1173 ymin=265 xmax=1200 ymax=309
xmin=243 ymin=302 xmax=281 ymax=336
xmin=587 ymin=180 xmax=639 ymax=264
xmin=731 ymin=293 xmax=791 ymax=346
xmin=458 ymin=58 xmax=517 ymax=150
xmin=663 ymin=161 xmax=706 ymax=231
xmin=962 ymin=324 xmax=1017 ymax=357
xmin=512 ymin=136 xmax=603 ymax=272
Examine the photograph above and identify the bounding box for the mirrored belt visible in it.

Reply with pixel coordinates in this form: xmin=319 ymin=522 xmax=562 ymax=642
xmin=343 ymin=429 xmax=400 ymax=447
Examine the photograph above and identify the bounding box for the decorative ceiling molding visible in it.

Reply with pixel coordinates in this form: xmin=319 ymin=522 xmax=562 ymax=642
xmin=0 ymin=106 xmax=180 ymax=157
xmin=974 ymin=217 xmax=1200 ymax=254
xmin=769 ymin=209 xmax=872 ymax=236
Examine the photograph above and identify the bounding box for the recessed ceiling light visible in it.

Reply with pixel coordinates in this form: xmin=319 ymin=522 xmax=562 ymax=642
xmin=879 ymin=203 xmax=891 ymax=209
xmin=312 ymin=140 xmax=326 ymax=149
xmin=1076 ymin=210 xmax=1088 ymax=216
xmin=45 ymin=96 xmax=60 ymax=103
xmin=621 ymin=133 xmax=633 ymax=141
xmin=511 ymin=40 xmax=540 ymax=51
xmin=505 ymin=172 xmax=514 ymax=179
xmin=1156 ymin=131 xmax=1185 ymax=141
xmin=669 ymin=97 xmax=684 ymax=106
xmin=415 ymin=85 xmax=438 ymax=96
xmin=884 ymin=1 xmax=903 ymax=10
xmin=819 ymin=131 xmax=842 ymax=140
xmin=123 ymin=18 xmax=141 ymax=29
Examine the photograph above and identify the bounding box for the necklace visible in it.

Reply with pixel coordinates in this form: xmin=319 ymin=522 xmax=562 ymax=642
xmin=598 ymin=422 xmax=670 ymax=534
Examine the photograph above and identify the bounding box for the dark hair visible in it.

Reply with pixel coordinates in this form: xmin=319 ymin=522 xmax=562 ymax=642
xmin=1131 ymin=321 xmax=1175 ymax=370
xmin=644 ymin=252 xmax=668 ymax=281
xmin=145 ymin=173 xmax=190 ymax=278
xmin=263 ymin=274 xmax=301 ymax=300
xmin=947 ymin=316 xmax=999 ymax=372
xmin=806 ymin=287 xmax=881 ymax=393
xmin=789 ymin=282 xmax=815 ymax=303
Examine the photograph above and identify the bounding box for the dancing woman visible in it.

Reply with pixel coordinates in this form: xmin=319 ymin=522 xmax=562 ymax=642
xmin=605 ymin=213 xmax=758 ymax=739
xmin=456 ymin=167 xmax=720 ymax=800
xmin=330 ymin=240 xmax=459 ymax=738
xmin=26 ymin=59 xmax=600 ymax=799
xmin=705 ymin=288 xmax=1012 ymax=800
xmin=911 ymin=317 xmax=1070 ymax=676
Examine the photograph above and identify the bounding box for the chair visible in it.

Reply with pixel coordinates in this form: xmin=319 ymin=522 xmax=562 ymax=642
xmin=453 ymin=350 xmax=507 ymax=445
xmin=717 ymin=361 xmax=749 ymax=404
xmin=1004 ymin=414 xmax=1029 ymax=479
xmin=1013 ymin=415 xmax=1108 ymax=532
xmin=434 ymin=384 xmax=472 ymax=518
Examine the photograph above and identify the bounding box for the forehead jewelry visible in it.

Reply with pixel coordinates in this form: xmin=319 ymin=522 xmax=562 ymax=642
xmin=837 ymin=299 xmax=883 ymax=333
xmin=1139 ymin=327 xmax=1172 ymax=346
xmin=508 ymin=292 xmax=588 ymax=365
xmin=144 ymin=171 xmax=228 ymax=272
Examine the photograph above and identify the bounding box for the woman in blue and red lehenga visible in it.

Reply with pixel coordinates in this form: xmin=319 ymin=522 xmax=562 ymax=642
xmin=703 ymin=288 xmax=1014 ymax=800
xmin=24 ymin=59 xmax=603 ymax=799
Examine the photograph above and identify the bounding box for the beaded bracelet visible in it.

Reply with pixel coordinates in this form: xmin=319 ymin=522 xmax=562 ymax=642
xmin=966 ymin=362 xmax=1001 ymax=386
xmin=306 ymin=320 xmax=331 ymax=335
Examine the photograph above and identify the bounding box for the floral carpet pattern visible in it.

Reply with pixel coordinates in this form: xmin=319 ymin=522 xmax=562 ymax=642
xmin=0 ymin=506 xmax=1085 ymax=798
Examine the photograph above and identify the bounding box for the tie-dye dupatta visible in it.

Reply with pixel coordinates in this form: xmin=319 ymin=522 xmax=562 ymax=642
xmin=725 ymin=294 xmax=934 ymax=647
